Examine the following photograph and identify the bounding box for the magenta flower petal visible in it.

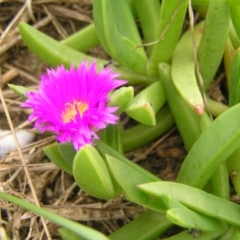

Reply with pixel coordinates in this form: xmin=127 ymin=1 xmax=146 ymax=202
xmin=22 ymin=61 xmax=127 ymax=150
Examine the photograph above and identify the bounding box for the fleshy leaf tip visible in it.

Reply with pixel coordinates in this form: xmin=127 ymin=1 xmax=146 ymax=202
xmin=193 ymin=104 xmax=204 ymax=115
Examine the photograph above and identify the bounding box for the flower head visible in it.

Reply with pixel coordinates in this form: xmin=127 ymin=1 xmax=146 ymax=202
xmin=22 ymin=61 xmax=126 ymax=150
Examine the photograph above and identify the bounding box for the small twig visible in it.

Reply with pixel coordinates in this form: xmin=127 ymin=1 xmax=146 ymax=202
xmin=0 ymin=15 xmax=53 ymax=55
xmin=42 ymin=4 xmax=68 ymax=38
xmin=26 ymin=0 xmax=36 ymax=22
xmin=133 ymin=127 xmax=176 ymax=163
xmin=144 ymin=127 xmax=176 ymax=156
xmin=0 ymin=69 xmax=18 ymax=88
xmin=4 ymin=63 xmax=39 ymax=84
xmin=48 ymin=4 xmax=92 ymax=23
xmin=0 ymin=163 xmax=58 ymax=172
xmin=54 ymin=182 xmax=78 ymax=205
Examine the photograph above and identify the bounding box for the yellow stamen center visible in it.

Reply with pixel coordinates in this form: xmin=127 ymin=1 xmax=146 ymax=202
xmin=62 ymin=100 xmax=88 ymax=123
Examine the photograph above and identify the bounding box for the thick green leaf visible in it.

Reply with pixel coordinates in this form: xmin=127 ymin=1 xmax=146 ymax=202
xmin=210 ymin=162 xmax=230 ymax=199
xmin=19 ymin=22 xmax=149 ymax=85
xmin=147 ymin=0 xmax=188 ymax=77
xmin=207 ymin=98 xmax=229 ymax=117
xmin=199 ymin=113 xmax=230 ymax=199
xmin=162 ymin=194 xmax=224 ymax=232
xmin=58 ymin=228 xmax=83 ymax=240
xmin=167 ymin=208 xmax=223 ymax=232
xmin=60 ymin=24 xmax=100 ymax=52
xmin=198 ymin=0 xmax=230 ymax=90
xmin=110 ymin=0 xmax=144 ymax=52
xmin=161 ymin=194 xmax=186 ymax=209
xmin=43 ymin=143 xmax=72 ymax=175
xmin=159 ymin=63 xmax=202 ymax=151
xmin=8 ymin=84 xmax=29 ymax=98
xmin=138 ymin=182 xmax=240 ymax=227
xmin=99 ymin=124 xmax=122 ymax=153
xmin=109 ymin=210 xmax=172 ymax=240
xmin=73 ymin=145 xmax=121 ymax=199
xmin=229 ymin=21 xmax=240 ymax=49
xmin=57 ymin=142 xmax=76 ymax=167
xmin=230 ymin=22 xmax=240 ymax=50
xmin=133 ymin=0 xmax=160 ymax=55
xmin=192 ymin=0 xmax=209 ymax=6
xmin=125 ymin=81 xmax=166 ymax=125
xmin=229 ymin=48 xmax=240 ymax=106
xmin=171 ymin=21 xmax=204 ymax=115
xmin=228 ymin=0 xmax=240 ymax=5
xmin=105 ymin=154 xmax=166 ymax=211
xmin=162 ymin=229 xmax=225 ymax=240
xmin=224 ymin=38 xmax=234 ymax=88
xmin=19 ymin=22 xmax=100 ymax=69
xmin=177 ymin=103 xmax=240 ymax=188
xmin=108 ymin=86 xmax=134 ymax=114
xmin=93 ymin=0 xmax=147 ymax=75
xmin=96 ymin=140 xmax=160 ymax=182
xmin=125 ymin=100 xmax=156 ymax=125
xmin=219 ymin=226 xmax=240 ymax=240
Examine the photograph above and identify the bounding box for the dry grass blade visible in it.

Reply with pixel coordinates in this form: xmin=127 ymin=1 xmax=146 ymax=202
xmin=48 ymin=4 xmax=93 ymax=23
xmin=43 ymin=204 xmax=144 ymax=221
xmin=26 ymin=0 xmax=36 ymax=22
xmin=0 ymin=2 xmax=28 ymax=42
xmin=1 ymin=69 xmax=18 ymax=88
xmin=4 ymin=63 xmax=39 ymax=84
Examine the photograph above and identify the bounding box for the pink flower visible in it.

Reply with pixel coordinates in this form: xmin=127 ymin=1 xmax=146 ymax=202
xmin=22 ymin=61 xmax=126 ymax=150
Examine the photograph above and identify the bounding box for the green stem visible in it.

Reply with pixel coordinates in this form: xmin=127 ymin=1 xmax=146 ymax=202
xmin=61 ymin=24 xmax=100 ymax=52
